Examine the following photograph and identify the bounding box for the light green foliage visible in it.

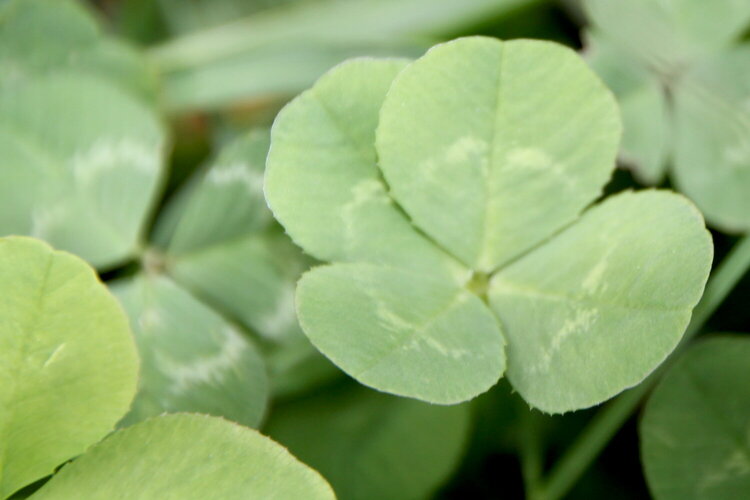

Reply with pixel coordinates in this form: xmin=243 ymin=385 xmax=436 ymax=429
xmin=584 ymin=0 xmax=750 ymax=69
xmin=0 ymin=0 xmax=158 ymax=100
xmin=114 ymin=131 xmax=331 ymax=424
xmin=155 ymin=129 xmax=270 ymax=254
xmin=0 ymin=0 xmax=166 ymax=269
xmin=31 ymin=414 xmax=336 ymax=500
xmin=0 ymin=73 xmax=167 ymax=269
xmin=111 ymin=275 xmax=268 ymax=428
xmin=266 ymin=37 xmax=713 ymax=411
xmin=641 ymin=336 xmax=750 ymax=499
xmin=0 ymin=237 xmax=138 ymax=499
xmin=585 ymin=31 xmax=670 ymax=184
xmin=583 ymin=0 xmax=750 ymax=231
xmin=489 ymin=191 xmax=712 ymax=410
xmin=266 ymin=382 xmax=470 ymax=500
xmin=266 ymin=59 xmax=463 ymax=280
xmin=151 ymin=0 xmax=539 ymax=112
xmin=672 ymin=46 xmax=750 ymax=233
xmin=376 ymin=37 xmax=620 ymax=271
xmin=297 ymin=263 xmax=504 ymax=404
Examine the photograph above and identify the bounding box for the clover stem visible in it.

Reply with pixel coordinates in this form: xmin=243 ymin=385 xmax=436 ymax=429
xmin=537 ymin=234 xmax=750 ymax=500
xmin=520 ymin=410 xmax=544 ymax=500
xmin=141 ymin=248 xmax=168 ymax=275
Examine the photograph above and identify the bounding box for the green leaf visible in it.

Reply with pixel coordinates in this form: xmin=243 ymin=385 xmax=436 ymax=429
xmin=641 ymin=336 xmax=750 ymax=500
xmin=111 ymin=274 xmax=268 ymax=428
xmin=160 ymin=42 xmax=426 ymax=113
xmin=266 ymin=58 xmax=464 ymax=281
xmin=152 ymin=0 xmax=540 ymax=112
xmin=489 ymin=190 xmax=712 ymax=412
xmin=155 ymin=131 xmax=338 ymax=396
xmin=0 ymin=236 xmax=138 ymax=499
xmin=266 ymin=382 xmax=471 ymax=500
xmin=585 ymin=30 xmax=670 ymax=184
xmin=0 ymin=0 xmax=158 ymax=101
xmin=583 ymin=0 xmax=750 ymax=71
xmin=0 ymin=73 xmax=167 ymax=268
xmin=270 ymin=37 xmax=712 ymax=409
xmin=376 ymin=37 xmax=621 ymax=271
xmin=155 ymin=129 xmax=270 ymax=255
xmin=30 ymin=414 xmax=336 ymax=500
xmin=297 ymin=262 xmax=504 ymax=404
xmin=672 ymin=44 xmax=750 ymax=233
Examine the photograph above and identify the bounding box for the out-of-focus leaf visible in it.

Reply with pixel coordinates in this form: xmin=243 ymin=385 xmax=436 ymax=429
xmin=641 ymin=336 xmax=750 ymax=500
xmin=0 ymin=0 xmax=158 ymax=101
xmin=159 ymin=41 xmax=424 ymax=113
xmin=155 ymin=0 xmax=310 ymax=35
xmin=585 ymin=30 xmax=670 ymax=184
xmin=672 ymin=44 xmax=750 ymax=233
xmin=31 ymin=414 xmax=336 ymax=500
xmin=150 ymin=0 xmax=540 ymax=112
xmin=583 ymin=0 xmax=750 ymax=71
xmin=154 ymin=129 xmax=269 ymax=253
xmin=266 ymin=382 xmax=471 ymax=500
xmin=154 ymin=131 xmax=338 ymax=396
xmin=0 ymin=237 xmax=138 ymax=499
xmin=111 ymin=274 xmax=268 ymax=428
xmin=0 ymin=74 xmax=167 ymax=269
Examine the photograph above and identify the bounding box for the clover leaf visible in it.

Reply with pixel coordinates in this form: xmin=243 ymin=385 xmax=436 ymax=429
xmin=30 ymin=414 xmax=336 ymax=500
xmin=640 ymin=336 xmax=750 ymax=500
xmin=0 ymin=237 xmax=138 ymax=499
xmin=0 ymin=0 xmax=166 ymax=269
xmin=110 ymin=130 xmax=335 ymax=426
xmin=111 ymin=274 xmax=268 ymax=428
xmin=584 ymin=0 xmax=750 ymax=68
xmin=671 ymin=45 xmax=750 ymax=233
xmin=0 ymin=73 xmax=167 ymax=269
xmin=0 ymin=0 xmax=158 ymax=101
xmin=265 ymin=37 xmax=713 ymax=412
xmin=583 ymin=0 xmax=750 ymax=232
xmin=585 ymin=30 xmax=670 ymax=184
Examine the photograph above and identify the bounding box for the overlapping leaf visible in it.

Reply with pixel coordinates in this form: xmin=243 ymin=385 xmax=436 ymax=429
xmin=641 ymin=336 xmax=750 ymax=500
xmin=584 ymin=0 xmax=750 ymax=69
xmin=0 ymin=0 xmax=158 ymax=101
xmin=266 ymin=37 xmax=713 ymax=411
xmin=0 ymin=0 xmax=166 ymax=269
xmin=583 ymin=0 xmax=750 ymax=231
xmin=0 ymin=73 xmax=166 ymax=269
xmin=114 ymin=131 xmax=334 ymax=425
xmin=672 ymin=46 xmax=750 ymax=233
xmin=31 ymin=414 xmax=336 ymax=500
xmin=585 ymin=31 xmax=670 ymax=184
xmin=158 ymin=130 xmax=337 ymax=392
xmin=266 ymin=382 xmax=470 ymax=500
xmin=151 ymin=0 xmax=540 ymax=112
xmin=111 ymin=275 xmax=268 ymax=428
xmin=0 ymin=237 xmax=138 ymax=499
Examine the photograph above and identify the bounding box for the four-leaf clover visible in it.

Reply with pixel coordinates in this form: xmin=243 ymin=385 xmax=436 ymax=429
xmin=265 ymin=37 xmax=713 ymax=412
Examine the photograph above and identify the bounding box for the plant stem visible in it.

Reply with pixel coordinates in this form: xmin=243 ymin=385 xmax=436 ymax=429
xmin=537 ymin=234 xmax=750 ymax=500
xmin=520 ymin=411 xmax=544 ymax=499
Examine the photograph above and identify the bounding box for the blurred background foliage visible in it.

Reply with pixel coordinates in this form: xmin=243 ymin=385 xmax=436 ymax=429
xmin=10 ymin=0 xmax=750 ymax=498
